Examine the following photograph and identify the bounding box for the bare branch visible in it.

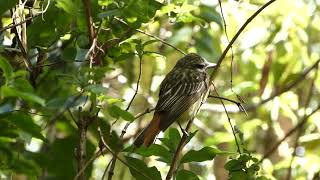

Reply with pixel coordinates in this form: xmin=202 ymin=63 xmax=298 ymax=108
xmin=0 ymin=13 xmax=41 ymax=33
xmin=10 ymin=9 xmax=33 ymax=72
xmin=210 ymin=0 xmax=278 ymax=81
xmin=165 ymin=1 xmax=278 ymax=179
xmin=260 ymin=104 xmax=320 ymax=162
xmin=45 ymin=91 xmax=84 ymax=129
xmin=286 ymin=66 xmax=318 ymax=180
xmin=75 ymin=108 xmax=87 ymax=180
xmin=73 ymin=107 xmax=154 ymax=180
xmin=96 ymin=120 xmax=153 ymax=180
xmin=114 ymin=17 xmax=186 ymax=55
xmin=212 ymin=84 xmax=241 ymax=154
xmin=107 ymin=55 xmax=143 ymax=180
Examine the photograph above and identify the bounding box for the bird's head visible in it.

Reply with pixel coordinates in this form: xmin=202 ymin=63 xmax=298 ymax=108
xmin=175 ymin=53 xmax=216 ymax=72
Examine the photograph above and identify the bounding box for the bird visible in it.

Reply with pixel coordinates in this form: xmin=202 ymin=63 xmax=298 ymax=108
xmin=133 ymin=53 xmax=216 ymax=147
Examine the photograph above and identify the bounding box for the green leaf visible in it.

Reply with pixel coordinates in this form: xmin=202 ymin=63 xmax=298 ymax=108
xmin=169 ymin=128 xmax=181 ymax=149
xmin=6 ymin=112 xmax=45 ymax=141
xmin=181 ymin=146 xmax=232 ymax=163
xmin=108 ymin=105 xmax=134 ymax=122
xmin=142 ymin=40 xmax=159 ymax=47
xmin=0 ymin=0 xmax=18 ymax=15
xmin=176 ymin=169 xmax=200 ymax=180
xmin=1 ymin=86 xmax=45 ymax=106
xmin=199 ymin=5 xmax=222 ymax=28
xmin=0 ymin=56 xmax=13 ymax=83
xmin=134 ymin=144 xmax=172 ymax=163
xmin=224 ymin=159 xmax=243 ymax=171
xmin=229 ymin=171 xmax=248 ymax=180
xmin=98 ymin=9 xmax=121 ymax=18
xmin=122 ymin=0 xmax=163 ymax=28
xmin=126 ymin=156 xmax=162 ymax=180
xmin=85 ymin=84 xmax=108 ymax=94
xmin=55 ymin=0 xmax=77 ymax=16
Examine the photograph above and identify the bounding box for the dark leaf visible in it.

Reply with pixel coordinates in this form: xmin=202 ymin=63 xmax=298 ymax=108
xmin=181 ymin=146 xmax=225 ymax=163
xmin=176 ymin=169 xmax=200 ymax=180
xmin=126 ymin=156 xmax=162 ymax=180
xmin=107 ymin=105 xmax=134 ymax=122
xmin=134 ymin=144 xmax=172 ymax=163
xmin=0 ymin=0 xmax=18 ymax=15
xmin=5 ymin=112 xmax=46 ymax=141
xmin=1 ymin=86 xmax=45 ymax=106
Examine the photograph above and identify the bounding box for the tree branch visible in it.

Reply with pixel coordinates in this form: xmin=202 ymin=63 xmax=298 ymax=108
xmin=260 ymin=104 xmax=320 ymax=163
xmin=107 ymin=55 xmax=143 ymax=180
xmin=286 ymin=66 xmax=318 ymax=180
xmin=96 ymin=119 xmax=153 ymax=180
xmin=165 ymin=1 xmax=278 ymax=179
xmin=210 ymin=0 xmax=278 ymax=81
xmin=10 ymin=9 xmax=33 ymax=72
xmin=75 ymin=108 xmax=87 ymax=180
xmin=73 ymin=107 xmax=154 ymax=180
xmin=246 ymin=59 xmax=320 ymax=110
xmin=114 ymin=17 xmax=186 ymax=55
xmin=0 ymin=13 xmax=41 ymax=33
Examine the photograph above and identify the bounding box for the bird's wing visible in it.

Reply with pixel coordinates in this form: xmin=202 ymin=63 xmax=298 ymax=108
xmin=155 ymin=69 xmax=208 ymax=130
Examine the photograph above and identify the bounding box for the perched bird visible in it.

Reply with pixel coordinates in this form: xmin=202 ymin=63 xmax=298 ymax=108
xmin=134 ymin=53 xmax=216 ymax=147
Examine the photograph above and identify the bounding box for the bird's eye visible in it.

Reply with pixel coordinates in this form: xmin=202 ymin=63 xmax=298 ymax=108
xmin=195 ymin=64 xmax=205 ymax=69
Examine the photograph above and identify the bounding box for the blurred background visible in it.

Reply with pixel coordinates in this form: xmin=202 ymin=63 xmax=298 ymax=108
xmin=0 ymin=0 xmax=320 ymax=179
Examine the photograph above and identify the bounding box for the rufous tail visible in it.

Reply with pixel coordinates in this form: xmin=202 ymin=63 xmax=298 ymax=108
xmin=134 ymin=113 xmax=161 ymax=147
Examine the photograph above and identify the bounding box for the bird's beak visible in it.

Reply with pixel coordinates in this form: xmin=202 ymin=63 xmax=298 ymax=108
xmin=206 ymin=62 xmax=217 ymax=69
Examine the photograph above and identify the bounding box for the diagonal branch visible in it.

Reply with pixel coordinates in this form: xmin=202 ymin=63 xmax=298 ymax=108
xmin=259 ymin=104 xmax=320 ymax=163
xmin=246 ymin=59 xmax=320 ymax=110
xmin=10 ymin=9 xmax=33 ymax=72
xmin=166 ymin=1 xmax=278 ymax=179
xmin=107 ymin=55 xmax=143 ymax=180
xmin=114 ymin=17 xmax=186 ymax=55
xmin=210 ymin=0 xmax=278 ymax=81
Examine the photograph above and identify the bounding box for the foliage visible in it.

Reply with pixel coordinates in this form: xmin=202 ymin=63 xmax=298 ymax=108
xmin=1 ymin=0 xmax=320 ymax=180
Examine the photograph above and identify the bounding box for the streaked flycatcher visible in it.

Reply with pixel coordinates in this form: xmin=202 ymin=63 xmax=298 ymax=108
xmin=134 ymin=53 xmax=216 ymax=147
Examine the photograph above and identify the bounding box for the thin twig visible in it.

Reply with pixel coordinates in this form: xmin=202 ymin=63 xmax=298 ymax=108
xmin=97 ymin=119 xmax=153 ymax=180
xmin=212 ymin=84 xmax=241 ymax=154
xmin=107 ymin=55 xmax=143 ymax=180
xmin=135 ymin=29 xmax=186 ymax=55
xmin=134 ymin=108 xmax=155 ymax=119
xmin=217 ymin=0 xmax=237 ymax=97
xmin=10 ymin=9 xmax=33 ymax=72
xmin=208 ymin=95 xmax=237 ymax=104
xmin=210 ymin=0 xmax=278 ymax=81
xmin=286 ymin=66 xmax=318 ymax=180
xmin=208 ymin=95 xmax=246 ymax=114
xmin=114 ymin=17 xmax=186 ymax=55
xmin=0 ymin=13 xmax=41 ymax=33
xmin=165 ymin=1 xmax=278 ymax=179
xmin=165 ymin=105 xmax=202 ymax=180
xmin=45 ymin=90 xmax=84 ymax=129
xmin=73 ymin=107 xmax=154 ymax=180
